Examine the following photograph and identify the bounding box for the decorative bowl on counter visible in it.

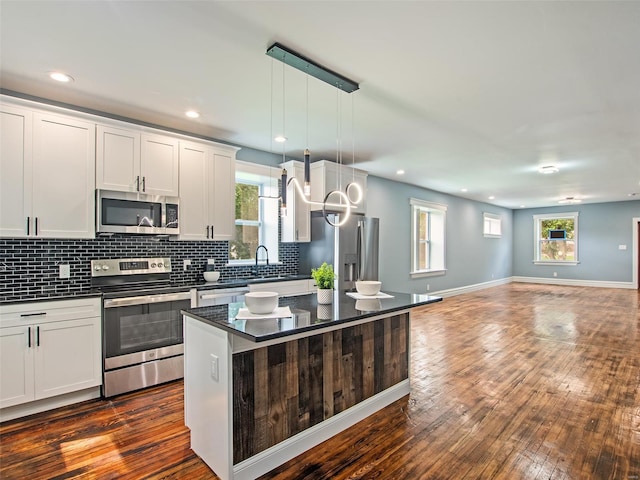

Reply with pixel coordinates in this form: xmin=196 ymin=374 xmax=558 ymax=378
xmin=244 ymin=291 xmax=279 ymax=314
xmin=355 ymin=281 xmax=382 ymax=296
xmin=203 ymin=271 xmax=220 ymax=283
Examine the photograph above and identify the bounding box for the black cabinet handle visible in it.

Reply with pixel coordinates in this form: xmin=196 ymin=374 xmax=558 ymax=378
xmin=210 ymin=225 xmax=214 ymax=239
xmin=142 ymin=176 xmax=146 ymax=192
xmin=36 ymin=326 xmax=40 ymax=347
xmin=20 ymin=312 xmax=46 ymax=318
xmin=35 ymin=217 xmax=38 ymax=236
xmin=28 ymin=327 xmax=31 ymax=348
xmin=26 ymin=217 xmax=30 ymax=235
xmin=136 ymin=175 xmax=140 ymax=192
xmin=206 ymin=225 xmax=210 ymax=239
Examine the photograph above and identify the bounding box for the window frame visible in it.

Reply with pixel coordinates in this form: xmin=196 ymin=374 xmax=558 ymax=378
xmin=410 ymin=198 xmax=447 ymax=278
xmin=532 ymin=211 xmax=579 ymax=265
xmin=228 ymin=161 xmax=280 ymax=266
xmin=483 ymin=212 xmax=502 ymax=238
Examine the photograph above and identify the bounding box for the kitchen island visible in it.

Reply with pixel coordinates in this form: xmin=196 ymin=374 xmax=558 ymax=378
xmin=182 ymin=291 xmax=442 ymax=480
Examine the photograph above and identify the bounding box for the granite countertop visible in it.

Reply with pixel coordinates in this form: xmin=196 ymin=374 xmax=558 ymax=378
xmin=181 ymin=291 xmax=443 ymax=342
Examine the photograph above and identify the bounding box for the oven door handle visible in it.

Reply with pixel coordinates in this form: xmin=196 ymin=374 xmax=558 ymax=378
xmin=104 ymin=291 xmax=191 ymax=308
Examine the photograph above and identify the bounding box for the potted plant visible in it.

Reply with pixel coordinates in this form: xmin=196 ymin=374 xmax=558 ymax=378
xmin=311 ymin=262 xmax=335 ymax=305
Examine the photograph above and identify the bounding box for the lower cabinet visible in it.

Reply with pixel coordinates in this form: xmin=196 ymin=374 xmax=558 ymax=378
xmin=0 ymin=298 xmax=102 ymax=410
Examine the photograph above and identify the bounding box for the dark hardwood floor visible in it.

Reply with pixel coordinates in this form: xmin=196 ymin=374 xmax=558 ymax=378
xmin=1 ymin=283 xmax=638 ymax=479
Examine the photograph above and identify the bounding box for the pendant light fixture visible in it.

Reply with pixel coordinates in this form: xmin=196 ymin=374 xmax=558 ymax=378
xmin=266 ymin=42 xmax=362 ymax=226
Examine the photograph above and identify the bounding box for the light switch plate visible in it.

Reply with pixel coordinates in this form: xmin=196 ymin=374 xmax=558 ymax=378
xmin=619 ymin=244 xmax=627 ymax=250
xmin=59 ymin=264 xmax=70 ymax=279
xmin=210 ymin=354 xmax=219 ymax=382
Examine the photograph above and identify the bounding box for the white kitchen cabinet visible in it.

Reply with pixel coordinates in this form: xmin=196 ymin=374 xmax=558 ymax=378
xmin=96 ymin=125 xmax=179 ymax=196
xmin=280 ymin=160 xmax=310 ymax=242
xmin=0 ymin=298 xmax=102 ymax=410
xmin=310 ymin=160 xmax=367 ymax=214
xmin=178 ymin=140 xmax=238 ymax=241
xmin=0 ymin=104 xmax=95 ymax=238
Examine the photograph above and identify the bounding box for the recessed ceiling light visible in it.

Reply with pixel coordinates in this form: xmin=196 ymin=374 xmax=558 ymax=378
xmin=558 ymin=196 xmax=582 ymax=204
xmin=396 ymin=169 xmax=405 ymax=175
xmin=461 ymin=188 xmax=468 ymax=192
xmin=538 ymin=165 xmax=559 ymax=174
xmin=274 ymin=135 xmax=287 ymax=143
xmin=520 ymin=205 xmax=526 ymax=208
xmin=488 ymin=196 xmax=495 ymax=200
xmin=49 ymin=71 xmax=74 ymax=83
xmin=185 ymin=110 xmax=200 ymax=119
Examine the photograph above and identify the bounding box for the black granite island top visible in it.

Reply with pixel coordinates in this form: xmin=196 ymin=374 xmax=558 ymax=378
xmin=181 ymin=290 xmax=442 ymax=342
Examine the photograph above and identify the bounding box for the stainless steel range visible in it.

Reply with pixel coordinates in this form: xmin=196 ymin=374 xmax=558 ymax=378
xmin=91 ymin=258 xmax=190 ymax=397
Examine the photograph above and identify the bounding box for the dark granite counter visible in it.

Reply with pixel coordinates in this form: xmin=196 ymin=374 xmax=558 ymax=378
xmin=182 ymin=290 xmax=442 ymax=342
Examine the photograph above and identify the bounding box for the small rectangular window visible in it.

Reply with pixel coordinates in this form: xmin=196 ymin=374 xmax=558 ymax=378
xmin=483 ymin=213 xmax=502 ymax=238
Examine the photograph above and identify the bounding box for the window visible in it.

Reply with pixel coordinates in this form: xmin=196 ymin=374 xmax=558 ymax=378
xmin=410 ymin=198 xmax=446 ymax=277
xmin=229 ymin=161 xmax=279 ymax=264
xmin=533 ymin=212 xmax=579 ymax=265
xmin=483 ymin=212 xmax=502 ymax=238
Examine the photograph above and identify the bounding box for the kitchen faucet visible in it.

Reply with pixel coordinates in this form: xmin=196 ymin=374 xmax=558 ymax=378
xmin=254 ymin=245 xmax=269 ymax=277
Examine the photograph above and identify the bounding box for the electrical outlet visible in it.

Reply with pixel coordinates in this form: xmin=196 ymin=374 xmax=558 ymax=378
xmin=619 ymin=244 xmax=627 ymax=250
xmin=59 ymin=264 xmax=70 ymax=279
xmin=183 ymin=259 xmax=191 ymax=271
xmin=210 ymin=354 xmax=219 ymax=381
xmin=553 ymin=272 xmax=558 ymax=277
xmin=426 ymin=284 xmax=430 ymax=291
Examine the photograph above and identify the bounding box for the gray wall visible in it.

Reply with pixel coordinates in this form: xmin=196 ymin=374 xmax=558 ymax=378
xmin=513 ymin=201 xmax=640 ymax=283
xmin=366 ymin=176 xmax=513 ymax=294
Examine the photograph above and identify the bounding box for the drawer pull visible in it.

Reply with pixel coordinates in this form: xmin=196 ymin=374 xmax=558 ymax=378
xmin=28 ymin=327 xmax=31 ymax=348
xmin=20 ymin=312 xmax=46 ymax=318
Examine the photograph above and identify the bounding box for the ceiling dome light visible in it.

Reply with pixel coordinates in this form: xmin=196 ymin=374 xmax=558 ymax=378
xmin=538 ymin=165 xmax=559 ymax=174
xmin=185 ymin=110 xmax=200 ymax=119
xmin=274 ymin=135 xmax=287 ymax=143
xmin=396 ymin=169 xmax=405 ymax=175
xmin=488 ymin=196 xmax=495 ymax=200
xmin=558 ymin=196 xmax=582 ymax=204
xmin=461 ymin=188 xmax=468 ymax=192
xmin=49 ymin=71 xmax=74 ymax=83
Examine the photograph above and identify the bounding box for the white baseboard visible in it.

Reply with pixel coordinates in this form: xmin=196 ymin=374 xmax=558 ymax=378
xmin=431 ymin=277 xmax=512 ymax=298
xmin=512 ymin=276 xmax=635 ymax=290
xmin=233 ymin=380 xmax=411 ymax=480
xmin=0 ymin=387 xmax=101 ymax=422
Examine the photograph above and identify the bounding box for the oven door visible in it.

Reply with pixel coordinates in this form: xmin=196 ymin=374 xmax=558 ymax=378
xmin=103 ymin=291 xmax=191 ymax=370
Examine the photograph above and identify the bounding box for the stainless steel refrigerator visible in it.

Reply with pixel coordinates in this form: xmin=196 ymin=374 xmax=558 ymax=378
xmin=299 ymin=211 xmax=379 ymax=291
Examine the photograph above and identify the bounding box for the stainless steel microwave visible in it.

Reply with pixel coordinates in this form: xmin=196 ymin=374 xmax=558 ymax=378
xmin=96 ymin=190 xmax=179 ymax=235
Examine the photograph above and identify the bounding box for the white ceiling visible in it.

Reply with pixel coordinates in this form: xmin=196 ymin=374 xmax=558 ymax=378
xmin=2 ymin=1 xmax=639 ymax=209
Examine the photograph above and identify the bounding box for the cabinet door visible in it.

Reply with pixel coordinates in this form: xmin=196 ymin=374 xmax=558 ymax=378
xmin=281 ymin=162 xmax=310 ymax=242
xmin=140 ymin=133 xmax=179 ymax=196
xmin=0 ymin=326 xmax=35 ymax=408
xmin=210 ymin=151 xmax=235 ymax=241
xmin=33 ymin=317 xmax=101 ymax=400
xmin=96 ymin=125 xmax=140 ymax=192
xmin=32 ymin=112 xmax=95 ymax=238
xmin=178 ymin=142 xmax=210 ymax=240
xmin=0 ymin=105 xmax=32 ymax=237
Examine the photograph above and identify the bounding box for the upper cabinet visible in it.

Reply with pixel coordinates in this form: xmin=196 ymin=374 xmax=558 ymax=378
xmin=178 ymin=140 xmax=238 ymax=241
xmin=97 ymin=125 xmax=179 ymax=196
xmin=280 ymin=160 xmax=310 ymax=243
xmin=1 ymin=103 xmax=95 ymax=238
xmin=309 ymin=160 xmax=367 ymax=214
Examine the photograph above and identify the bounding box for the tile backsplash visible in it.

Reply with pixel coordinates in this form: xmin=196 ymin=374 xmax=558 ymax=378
xmin=0 ymin=235 xmax=299 ymax=302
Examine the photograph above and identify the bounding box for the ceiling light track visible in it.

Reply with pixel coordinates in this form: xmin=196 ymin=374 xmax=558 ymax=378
xmin=266 ymin=43 xmax=359 ymax=93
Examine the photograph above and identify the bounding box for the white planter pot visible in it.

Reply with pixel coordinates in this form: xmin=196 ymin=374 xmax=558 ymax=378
xmin=317 ymin=288 xmax=333 ymax=305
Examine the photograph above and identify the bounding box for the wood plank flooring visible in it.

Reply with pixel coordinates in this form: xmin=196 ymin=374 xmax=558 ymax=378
xmin=1 ymin=283 xmax=638 ymax=479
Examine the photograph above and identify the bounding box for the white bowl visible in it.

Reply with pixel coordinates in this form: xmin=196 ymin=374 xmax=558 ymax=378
xmin=203 ymin=271 xmax=220 ymax=283
xmin=355 ymin=280 xmax=382 ymax=296
xmin=244 ymin=291 xmax=279 ymax=315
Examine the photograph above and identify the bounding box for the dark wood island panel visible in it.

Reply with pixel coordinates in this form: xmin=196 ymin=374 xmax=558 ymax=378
xmin=232 ymin=314 xmax=409 ymax=463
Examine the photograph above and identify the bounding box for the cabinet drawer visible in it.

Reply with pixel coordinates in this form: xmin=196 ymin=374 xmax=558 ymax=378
xmin=0 ymin=298 xmax=101 ymax=328
xmin=249 ymin=280 xmax=314 ymax=297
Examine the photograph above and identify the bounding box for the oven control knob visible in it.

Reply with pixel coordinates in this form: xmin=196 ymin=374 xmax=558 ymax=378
xmin=150 ymin=263 xmax=156 ymax=268
xmin=101 ymin=265 xmax=109 ymax=271
xmin=94 ymin=265 xmax=102 ymax=271
xmin=157 ymin=262 xmax=164 ymax=268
